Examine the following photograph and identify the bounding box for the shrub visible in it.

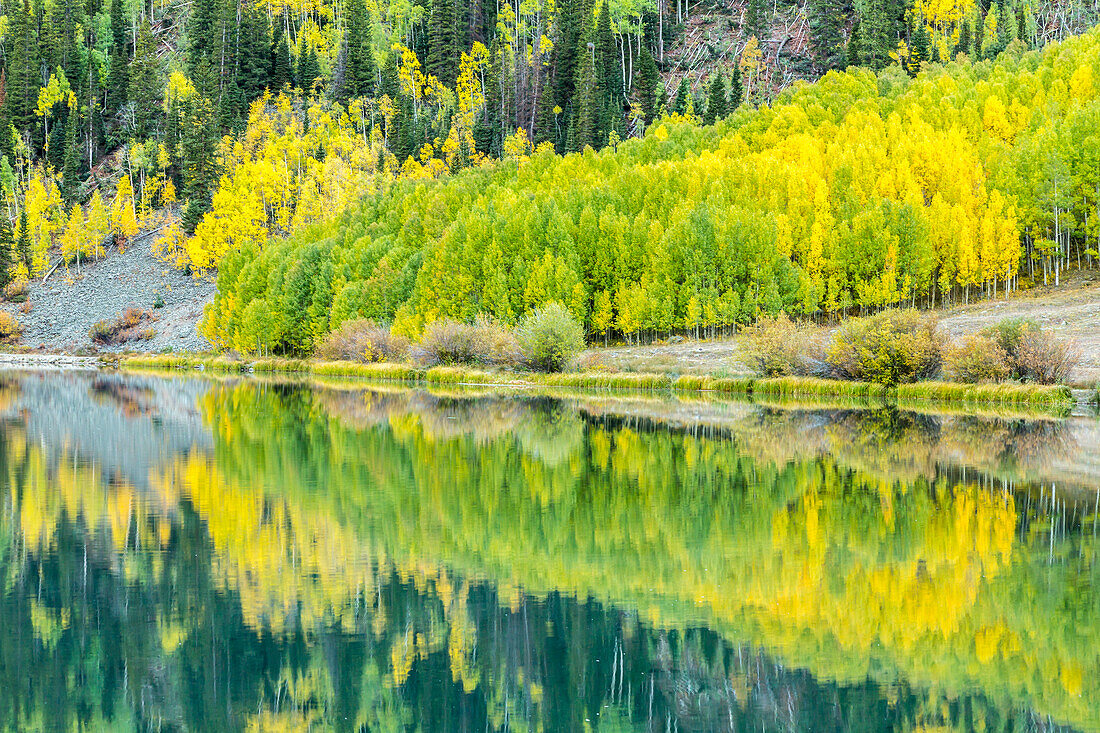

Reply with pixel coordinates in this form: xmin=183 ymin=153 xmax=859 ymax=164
xmin=825 ymin=309 xmax=944 ymax=385
xmin=412 ymin=317 xmax=523 ymax=368
xmin=120 ymin=308 xmax=145 ymax=328
xmin=89 ymin=320 xmax=117 ymax=344
xmin=516 ymin=302 xmax=585 ymax=372
xmin=89 ymin=309 xmax=156 ymax=345
xmin=153 ymin=293 xmax=165 ymax=309
xmin=315 ymin=319 xmax=410 ymax=363
xmin=944 ymin=334 xmax=1010 ymax=383
xmin=3 ymin=280 xmax=27 ymax=303
xmin=979 ymin=319 xmax=1078 ymax=384
xmin=741 ymin=313 xmax=822 ymax=377
xmin=1014 ymin=328 xmax=1079 ymax=384
xmin=0 ymin=312 xmax=22 ymax=344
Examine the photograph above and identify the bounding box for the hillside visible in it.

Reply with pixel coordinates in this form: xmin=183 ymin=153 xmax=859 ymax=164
xmin=0 ymin=0 xmax=1095 ymax=300
xmin=201 ymin=26 xmax=1100 ymax=360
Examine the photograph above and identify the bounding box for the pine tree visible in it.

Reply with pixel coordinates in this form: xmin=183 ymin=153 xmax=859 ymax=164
xmin=61 ymin=115 xmax=83 ymax=204
xmin=270 ymin=22 xmax=294 ymax=90
xmin=17 ymin=209 xmax=30 ymax=271
xmin=427 ymin=0 xmax=458 ymax=86
xmin=729 ymin=68 xmax=744 ymax=108
xmin=703 ymin=73 xmax=728 ymax=124
xmin=107 ymin=0 xmax=130 ymax=118
xmin=570 ymin=50 xmax=598 ymax=151
xmin=298 ymin=39 xmax=322 ymax=91
xmin=634 ymin=45 xmax=659 ymax=125
xmin=846 ymin=21 xmax=864 ymax=66
xmin=130 ymin=19 xmax=163 ymax=138
xmin=956 ymin=20 xmax=971 ymax=57
xmin=594 ymin=1 xmax=619 ymax=141
xmin=4 ymin=0 xmax=41 ymax=136
xmin=671 ymin=77 xmax=691 ymax=115
xmin=744 ymin=0 xmax=767 ymax=39
xmin=235 ymin=5 xmax=272 ymax=106
xmin=343 ymin=0 xmax=378 ymax=98
xmin=553 ymin=0 xmax=585 ymax=113
xmin=0 ymin=194 xmax=13 ymax=289
xmin=188 ymin=0 xmax=221 ymax=72
xmin=808 ymin=0 xmax=846 ymax=71
xmin=910 ymin=21 xmax=931 ymax=73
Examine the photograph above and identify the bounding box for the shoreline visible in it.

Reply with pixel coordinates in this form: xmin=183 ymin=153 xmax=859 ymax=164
xmin=114 ymin=353 xmax=1087 ymax=413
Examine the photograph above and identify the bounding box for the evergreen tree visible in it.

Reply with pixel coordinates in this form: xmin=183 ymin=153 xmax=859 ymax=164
xmin=4 ymin=0 xmax=41 ymax=136
xmin=570 ymin=50 xmax=598 ymax=151
xmin=16 ymin=209 xmax=30 ymax=271
xmin=343 ymin=0 xmax=377 ymax=98
xmin=956 ymin=20 xmax=971 ymax=56
xmin=61 ymin=115 xmax=83 ymax=204
xmin=703 ymin=73 xmax=728 ymax=124
xmin=808 ymin=0 xmax=847 ymax=71
xmin=729 ymin=68 xmax=743 ymax=108
xmin=846 ymin=21 xmax=864 ymax=66
xmin=271 ymin=22 xmax=295 ymax=91
xmin=0 ymin=195 xmax=13 ymax=289
xmin=634 ymin=46 xmax=659 ymax=125
xmin=910 ymin=21 xmax=931 ymax=73
xmin=235 ymin=5 xmax=272 ymax=106
xmin=594 ymin=1 xmax=619 ymax=141
xmin=107 ymin=0 xmax=130 ymax=119
xmin=130 ymin=19 xmax=163 ymax=138
xmin=188 ymin=0 xmax=221 ymax=72
xmin=671 ymin=77 xmax=691 ymax=115
xmin=744 ymin=0 xmax=767 ymax=39
xmin=552 ymin=0 xmax=585 ymax=113
xmin=427 ymin=0 xmax=458 ymax=86
xmin=298 ymin=39 xmax=322 ymax=91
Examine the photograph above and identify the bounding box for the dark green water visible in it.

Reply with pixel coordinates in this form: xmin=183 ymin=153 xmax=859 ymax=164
xmin=1 ymin=371 xmax=1098 ymax=732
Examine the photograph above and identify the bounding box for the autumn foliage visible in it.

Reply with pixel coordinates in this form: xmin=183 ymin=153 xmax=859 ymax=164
xmin=202 ymin=28 xmax=1100 ymax=355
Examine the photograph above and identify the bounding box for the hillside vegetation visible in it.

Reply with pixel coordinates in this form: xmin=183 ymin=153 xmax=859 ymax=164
xmin=0 ymin=0 xmax=1093 ymax=296
xmin=203 ymin=27 xmax=1100 ymax=354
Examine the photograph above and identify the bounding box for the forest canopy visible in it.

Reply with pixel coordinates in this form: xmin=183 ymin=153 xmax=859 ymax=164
xmin=202 ymin=27 xmax=1100 ymax=355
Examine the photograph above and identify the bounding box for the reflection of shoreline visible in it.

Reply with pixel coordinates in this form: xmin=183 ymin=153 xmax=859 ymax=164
xmin=311 ymin=383 xmax=1100 ymax=502
xmin=1 ymin=370 xmax=212 ymax=490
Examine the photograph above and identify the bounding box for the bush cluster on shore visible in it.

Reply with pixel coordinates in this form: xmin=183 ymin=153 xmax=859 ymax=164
xmin=744 ymin=310 xmax=1078 ymax=387
xmin=315 ymin=303 xmax=585 ymax=374
xmin=89 ymin=308 xmax=157 ymax=346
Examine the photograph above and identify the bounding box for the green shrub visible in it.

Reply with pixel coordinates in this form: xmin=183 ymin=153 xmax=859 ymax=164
xmin=979 ymin=318 xmax=1078 ymax=384
xmin=315 ymin=319 xmax=409 ymax=363
xmin=741 ymin=313 xmax=821 ymax=376
xmin=516 ymin=302 xmax=585 ymax=373
xmin=944 ymin=334 xmax=1010 ymax=383
xmin=412 ymin=317 xmax=523 ymax=368
xmin=825 ymin=309 xmax=944 ymax=385
xmin=0 ymin=312 xmax=22 ymax=343
xmin=980 ymin=318 xmax=1037 ymax=358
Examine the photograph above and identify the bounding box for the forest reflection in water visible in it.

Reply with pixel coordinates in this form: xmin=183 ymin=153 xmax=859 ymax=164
xmin=0 ymin=371 xmax=1097 ymax=732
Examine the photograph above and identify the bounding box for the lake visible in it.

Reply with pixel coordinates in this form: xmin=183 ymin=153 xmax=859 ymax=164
xmin=1 ymin=370 xmax=1098 ymax=732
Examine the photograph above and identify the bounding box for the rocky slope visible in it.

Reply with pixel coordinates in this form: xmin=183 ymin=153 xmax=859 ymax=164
xmin=0 ymin=234 xmax=215 ymax=354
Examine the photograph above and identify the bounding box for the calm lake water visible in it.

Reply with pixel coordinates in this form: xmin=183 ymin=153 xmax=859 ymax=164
xmin=1 ymin=371 xmax=1099 ymax=732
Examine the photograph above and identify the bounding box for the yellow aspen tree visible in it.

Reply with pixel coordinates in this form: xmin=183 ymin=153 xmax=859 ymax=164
xmin=112 ymin=176 xmax=139 ymax=251
xmin=59 ymin=205 xmax=84 ymax=266
xmin=23 ymin=173 xmax=62 ymax=276
xmin=85 ymin=191 xmax=111 ymax=261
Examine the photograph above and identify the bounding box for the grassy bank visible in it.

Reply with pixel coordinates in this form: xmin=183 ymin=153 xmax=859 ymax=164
xmin=119 ymin=354 xmax=1076 ymax=409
